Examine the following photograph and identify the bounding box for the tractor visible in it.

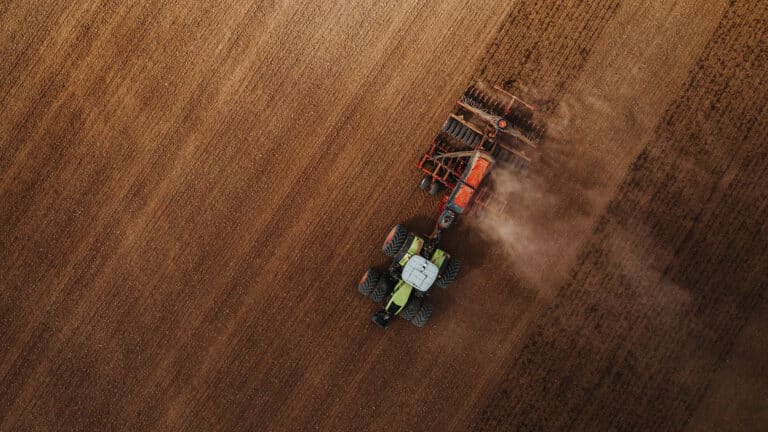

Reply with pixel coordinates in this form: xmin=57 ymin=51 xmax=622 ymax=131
xmin=357 ymin=224 xmax=460 ymax=328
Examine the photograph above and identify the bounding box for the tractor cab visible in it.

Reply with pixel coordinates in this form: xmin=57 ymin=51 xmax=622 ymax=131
xmin=402 ymin=255 xmax=439 ymax=292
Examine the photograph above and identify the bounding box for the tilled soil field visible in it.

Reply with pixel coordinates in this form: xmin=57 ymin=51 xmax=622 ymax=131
xmin=1 ymin=1 xmax=766 ymax=431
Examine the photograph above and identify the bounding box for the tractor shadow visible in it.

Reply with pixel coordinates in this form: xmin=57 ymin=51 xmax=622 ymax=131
xmin=402 ymin=215 xmax=436 ymax=237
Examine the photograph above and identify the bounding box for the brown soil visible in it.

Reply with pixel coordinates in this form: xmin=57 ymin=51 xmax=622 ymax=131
xmin=1 ymin=1 xmax=766 ymax=431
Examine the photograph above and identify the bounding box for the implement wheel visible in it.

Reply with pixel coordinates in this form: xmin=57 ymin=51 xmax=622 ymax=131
xmin=429 ymin=181 xmax=442 ymax=196
xmin=419 ymin=176 xmax=431 ymax=190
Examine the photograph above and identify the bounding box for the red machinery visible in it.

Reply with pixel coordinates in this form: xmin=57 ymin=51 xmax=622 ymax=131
xmin=417 ymin=81 xmax=542 ymax=229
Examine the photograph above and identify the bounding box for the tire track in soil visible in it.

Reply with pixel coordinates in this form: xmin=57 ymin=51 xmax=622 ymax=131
xmin=470 ymin=2 xmax=768 ymax=430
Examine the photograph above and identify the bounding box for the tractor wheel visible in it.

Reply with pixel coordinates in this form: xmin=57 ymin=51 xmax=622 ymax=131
xmin=428 ymin=181 xmax=442 ymax=196
xmin=358 ymin=268 xmax=381 ymax=296
xmin=436 ymin=257 xmax=461 ymax=288
xmin=382 ymin=224 xmax=408 ymax=257
xmin=419 ymin=176 xmax=431 ymax=190
xmin=370 ymin=279 xmax=390 ymax=303
xmin=411 ymin=301 xmax=433 ymax=328
xmin=400 ymin=297 xmax=422 ymax=321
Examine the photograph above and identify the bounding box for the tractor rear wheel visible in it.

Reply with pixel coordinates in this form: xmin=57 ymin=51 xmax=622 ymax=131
xmin=382 ymin=224 xmax=407 ymax=257
xmin=358 ymin=268 xmax=381 ymax=296
xmin=436 ymin=257 xmax=461 ymax=288
xmin=400 ymin=297 xmax=422 ymax=321
xmin=411 ymin=301 xmax=433 ymax=328
xmin=370 ymin=279 xmax=390 ymax=303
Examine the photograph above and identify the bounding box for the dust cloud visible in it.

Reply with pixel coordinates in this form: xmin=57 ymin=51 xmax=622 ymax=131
xmin=471 ymin=88 xmax=652 ymax=296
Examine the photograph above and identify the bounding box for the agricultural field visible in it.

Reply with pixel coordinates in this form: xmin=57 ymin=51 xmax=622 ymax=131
xmin=1 ymin=1 xmax=766 ymax=431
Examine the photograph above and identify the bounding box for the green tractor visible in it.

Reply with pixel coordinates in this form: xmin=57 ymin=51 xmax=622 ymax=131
xmin=357 ymin=224 xmax=461 ymax=328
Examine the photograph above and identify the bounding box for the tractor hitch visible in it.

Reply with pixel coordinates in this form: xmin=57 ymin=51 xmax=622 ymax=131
xmin=371 ymin=310 xmax=393 ymax=328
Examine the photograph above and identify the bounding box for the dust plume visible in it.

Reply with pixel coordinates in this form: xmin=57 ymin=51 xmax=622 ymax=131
xmin=471 ymin=88 xmax=652 ymax=296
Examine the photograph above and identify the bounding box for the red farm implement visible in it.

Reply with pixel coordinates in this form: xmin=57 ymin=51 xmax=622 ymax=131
xmin=417 ymin=80 xmax=542 ymax=229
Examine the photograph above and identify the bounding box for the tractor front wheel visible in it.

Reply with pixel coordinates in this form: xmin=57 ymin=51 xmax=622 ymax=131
xmin=382 ymin=224 xmax=408 ymax=257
